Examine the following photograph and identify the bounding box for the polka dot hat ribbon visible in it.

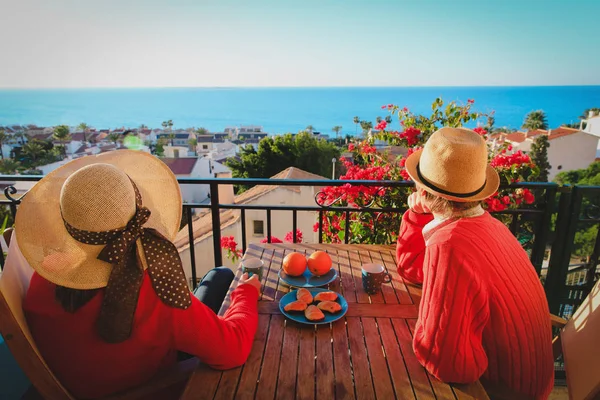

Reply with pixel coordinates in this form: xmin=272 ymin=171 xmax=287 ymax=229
xmin=63 ymin=179 xmax=191 ymax=343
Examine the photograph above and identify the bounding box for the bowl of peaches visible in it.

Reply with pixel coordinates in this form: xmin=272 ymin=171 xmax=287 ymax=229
xmin=279 ymin=288 xmax=348 ymax=325
xmin=278 ymin=251 xmax=338 ymax=288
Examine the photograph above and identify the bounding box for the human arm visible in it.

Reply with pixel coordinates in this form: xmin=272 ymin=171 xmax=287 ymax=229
xmin=412 ymin=243 xmax=489 ymax=383
xmin=171 ymin=275 xmax=259 ymax=370
xmin=396 ymin=209 xmax=433 ymax=285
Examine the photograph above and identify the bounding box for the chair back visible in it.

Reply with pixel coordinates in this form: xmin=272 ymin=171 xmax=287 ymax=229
xmin=561 ymin=278 xmax=600 ymax=400
xmin=0 ymin=230 xmax=73 ymax=399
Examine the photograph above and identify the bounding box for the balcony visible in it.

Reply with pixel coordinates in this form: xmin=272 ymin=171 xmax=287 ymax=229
xmin=0 ymin=176 xmax=598 ymax=398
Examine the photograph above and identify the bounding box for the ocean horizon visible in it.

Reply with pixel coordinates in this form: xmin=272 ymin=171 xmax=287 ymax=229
xmin=1 ymin=86 xmax=599 ymax=135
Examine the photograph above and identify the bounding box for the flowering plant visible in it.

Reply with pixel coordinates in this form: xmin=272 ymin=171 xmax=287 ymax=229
xmin=316 ymin=98 xmax=540 ymax=246
xmin=221 ymin=230 xmax=304 ymax=262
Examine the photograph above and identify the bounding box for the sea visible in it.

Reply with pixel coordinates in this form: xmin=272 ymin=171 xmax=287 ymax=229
xmin=0 ymin=86 xmax=599 ymax=134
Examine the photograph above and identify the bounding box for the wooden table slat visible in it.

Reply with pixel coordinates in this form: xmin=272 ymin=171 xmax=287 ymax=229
xmin=376 ymin=317 xmax=415 ymax=399
xmin=332 ymin=320 xmax=356 ymax=400
xmin=362 ymin=317 xmax=396 ymax=399
xmin=389 ymin=251 xmax=423 ymax=307
xmin=346 ymin=318 xmax=376 ymax=400
xmin=255 ymin=314 xmax=286 ymax=400
xmin=391 ymin=318 xmax=436 ymax=399
xmin=275 ymin=321 xmax=301 ymax=399
xmin=229 ymin=313 xmax=271 ymax=400
xmin=180 ymin=363 xmax=222 ymax=400
xmin=259 ymin=247 xmax=278 ymax=301
xmin=348 ymin=250 xmax=370 ymax=304
xmin=336 ymin=248 xmax=358 ymax=303
xmin=315 ymin=325 xmax=335 ymax=400
xmin=296 ymin=324 xmax=316 ymax=400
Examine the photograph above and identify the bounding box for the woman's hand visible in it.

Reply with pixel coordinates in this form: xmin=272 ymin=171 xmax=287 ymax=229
xmin=238 ymin=272 xmax=261 ymax=294
xmin=408 ymin=192 xmax=432 ymax=214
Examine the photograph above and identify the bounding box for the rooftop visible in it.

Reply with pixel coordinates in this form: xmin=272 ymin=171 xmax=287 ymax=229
xmin=161 ymin=157 xmax=198 ymax=175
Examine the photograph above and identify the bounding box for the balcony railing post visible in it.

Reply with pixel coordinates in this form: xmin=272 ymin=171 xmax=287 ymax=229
xmin=530 ymin=185 xmax=558 ymax=275
xmin=241 ymin=209 xmax=247 ymax=253
xmin=186 ymin=206 xmax=198 ymax=289
xmin=210 ymin=182 xmax=222 ymax=268
xmin=292 ymin=210 xmax=297 ymax=243
xmin=546 ymin=186 xmax=579 ymax=315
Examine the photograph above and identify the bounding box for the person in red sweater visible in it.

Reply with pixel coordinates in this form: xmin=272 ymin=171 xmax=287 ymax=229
xmin=396 ymin=127 xmax=554 ymax=399
xmin=15 ymin=150 xmax=259 ymax=399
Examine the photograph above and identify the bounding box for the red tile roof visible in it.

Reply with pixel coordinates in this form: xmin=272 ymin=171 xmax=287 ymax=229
xmin=548 ymin=126 xmax=580 ymax=140
xmin=504 ymin=132 xmax=527 ymax=143
xmin=525 ymin=129 xmax=548 ymax=138
xmin=161 ymin=158 xmax=198 ymax=175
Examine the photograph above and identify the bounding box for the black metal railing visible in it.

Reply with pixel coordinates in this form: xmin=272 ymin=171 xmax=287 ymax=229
xmin=0 ymin=175 xmax=598 ymax=319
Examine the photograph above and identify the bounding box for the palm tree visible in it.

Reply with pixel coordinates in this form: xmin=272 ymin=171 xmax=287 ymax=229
xmin=360 ymin=121 xmax=373 ymax=136
xmin=195 ymin=127 xmax=209 ymax=135
xmin=0 ymin=130 xmax=7 ymax=159
xmin=332 ymin=126 xmax=342 ymax=140
xmin=23 ymin=142 xmax=45 ymax=165
xmin=108 ymin=133 xmax=121 ymax=145
xmin=353 ymin=116 xmax=360 ymax=135
xmin=162 ymin=120 xmax=175 ymax=145
xmin=376 ymin=116 xmax=382 ymax=123
xmin=189 ymin=138 xmax=198 ymax=155
xmin=385 ymin=115 xmax=392 ymax=124
xmin=306 ymin=125 xmax=314 ymax=134
xmin=522 ymin=110 xmax=548 ymax=131
xmin=77 ymin=122 xmax=90 ymax=144
xmin=139 ymin=124 xmax=148 ymax=129
xmin=15 ymin=131 xmax=26 ymax=145
xmin=53 ymin=125 xmax=71 ymax=156
xmin=0 ymin=158 xmax=20 ymax=174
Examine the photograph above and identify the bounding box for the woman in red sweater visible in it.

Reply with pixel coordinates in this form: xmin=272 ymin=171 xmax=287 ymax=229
xmin=15 ymin=151 xmax=259 ymax=399
xmin=396 ymin=127 xmax=554 ymax=399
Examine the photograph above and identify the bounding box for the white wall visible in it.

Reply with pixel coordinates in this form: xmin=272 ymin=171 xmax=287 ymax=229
xmin=548 ymin=132 xmax=599 ymax=179
xmin=242 ymin=186 xmax=320 ymax=245
xmin=584 ymin=117 xmax=600 ymax=136
xmin=178 ymin=219 xmax=239 ymax=284
xmin=164 ymin=146 xmax=189 ymax=158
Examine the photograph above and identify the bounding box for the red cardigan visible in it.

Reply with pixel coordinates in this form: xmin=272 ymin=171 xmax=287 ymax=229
xmin=396 ymin=210 xmax=554 ymax=399
xmin=23 ymin=271 xmax=258 ymax=399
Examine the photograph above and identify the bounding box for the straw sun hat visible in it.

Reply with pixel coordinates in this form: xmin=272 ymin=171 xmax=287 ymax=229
xmin=404 ymin=127 xmax=499 ymax=202
xmin=15 ymin=150 xmax=190 ymax=342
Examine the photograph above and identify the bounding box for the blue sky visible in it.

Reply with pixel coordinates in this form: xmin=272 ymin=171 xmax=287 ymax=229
xmin=1 ymin=0 xmax=598 ymax=87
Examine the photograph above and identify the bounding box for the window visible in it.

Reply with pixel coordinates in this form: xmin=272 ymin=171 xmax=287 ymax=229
xmin=253 ymin=220 xmax=264 ymax=235
xmin=173 ymin=149 xmax=179 ymax=158
xmin=202 ymin=144 xmax=208 ymax=149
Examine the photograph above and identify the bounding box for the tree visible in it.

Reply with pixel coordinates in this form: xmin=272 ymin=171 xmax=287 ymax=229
xmin=189 ymin=138 xmax=198 ymax=155
xmin=196 ymin=127 xmax=209 ymax=135
xmin=226 ymin=132 xmax=341 ymax=192
xmin=53 ymin=125 xmax=71 ymax=156
xmin=332 ymin=126 xmax=342 ymax=140
xmin=77 ymin=122 xmax=89 ymax=143
xmin=22 ymin=142 xmax=45 ymax=166
xmin=107 ymin=133 xmax=121 ymax=145
xmin=376 ymin=116 xmax=382 ymax=123
xmin=0 ymin=130 xmax=7 ymax=159
xmin=530 ymin=135 xmax=551 ymax=182
xmin=580 ymin=108 xmax=600 ymax=120
xmin=139 ymin=124 xmax=148 ymax=129
xmin=306 ymin=125 xmax=314 ymax=134
xmin=353 ymin=116 xmax=360 ymax=135
xmin=522 ymin=110 xmax=548 ymax=131
xmin=14 ymin=131 xmax=26 ymax=145
xmin=360 ymin=120 xmax=373 ymax=136
xmin=384 ymin=115 xmax=392 ymax=124
xmin=0 ymin=158 xmax=20 ymax=174
xmin=155 ymin=138 xmax=168 ymax=157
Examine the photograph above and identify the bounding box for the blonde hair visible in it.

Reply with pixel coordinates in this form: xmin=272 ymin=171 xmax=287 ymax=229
xmin=420 ymin=188 xmax=481 ymax=215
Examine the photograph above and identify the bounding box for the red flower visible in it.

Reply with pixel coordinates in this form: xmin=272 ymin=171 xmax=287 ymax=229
xmin=399 ymin=127 xmax=421 ymax=146
xmin=522 ymin=189 xmax=535 ymax=204
xmin=313 ymin=222 xmax=320 ymax=232
xmin=261 ymin=236 xmax=283 ymax=243
xmin=285 ymin=229 xmax=303 ymax=243
xmin=220 ymin=236 xmax=238 ymax=252
xmin=375 ymin=120 xmax=387 ymax=131
xmin=348 ymin=143 xmax=355 ymax=151
xmin=381 ymin=105 xmax=387 ymax=109
xmin=502 ymin=196 xmax=511 ymax=205
xmin=402 ymin=107 xmax=409 ymax=112
xmin=473 ymin=127 xmax=488 ymax=136
xmin=467 ymin=99 xmax=475 ymax=104
xmin=507 ymin=145 xmax=513 ymax=151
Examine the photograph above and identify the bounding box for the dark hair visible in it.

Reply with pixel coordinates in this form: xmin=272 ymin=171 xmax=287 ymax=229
xmin=55 ymin=286 xmax=99 ymax=313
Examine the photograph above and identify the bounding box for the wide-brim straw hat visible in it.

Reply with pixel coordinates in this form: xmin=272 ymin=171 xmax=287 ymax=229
xmin=15 ymin=150 xmax=182 ymax=290
xmin=405 ymin=127 xmax=499 ymax=202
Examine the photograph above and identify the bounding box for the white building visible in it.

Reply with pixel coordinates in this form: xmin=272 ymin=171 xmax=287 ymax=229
xmin=161 ymin=156 xmax=230 ymax=204
xmin=489 ymin=126 xmax=600 ymax=180
xmin=174 ymin=167 xmax=328 ymax=282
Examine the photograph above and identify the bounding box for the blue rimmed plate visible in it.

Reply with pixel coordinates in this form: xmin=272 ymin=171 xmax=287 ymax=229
xmin=278 ymin=267 xmax=338 ymax=288
xmin=279 ymin=288 xmax=348 ymax=325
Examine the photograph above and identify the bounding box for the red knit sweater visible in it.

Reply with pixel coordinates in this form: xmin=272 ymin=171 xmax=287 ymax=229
xmin=23 ymin=271 xmax=258 ymax=399
xmin=396 ymin=210 xmax=554 ymax=399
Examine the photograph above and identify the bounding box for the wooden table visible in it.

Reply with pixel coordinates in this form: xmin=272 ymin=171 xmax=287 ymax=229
xmin=181 ymin=243 xmax=489 ymax=400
